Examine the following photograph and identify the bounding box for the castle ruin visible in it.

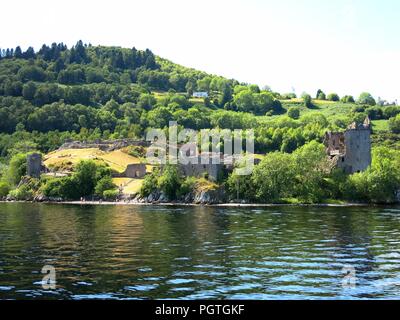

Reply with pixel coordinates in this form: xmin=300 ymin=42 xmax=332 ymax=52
xmin=324 ymin=117 xmax=372 ymax=174
xmin=27 ymin=153 xmax=42 ymax=178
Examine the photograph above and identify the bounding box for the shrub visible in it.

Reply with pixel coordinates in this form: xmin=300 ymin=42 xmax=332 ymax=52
xmin=140 ymin=171 xmax=158 ymax=197
xmin=41 ymin=178 xmax=64 ymax=198
xmin=178 ymin=177 xmax=197 ymax=198
xmin=287 ymin=107 xmax=300 ymax=119
xmin=341 ymin=95 xmax=355 ymax=103
xmin=95 ymin=176 xmax=116 ymax=197
xmin=126 ymin=146 xmax=146 ymax=158
xmin=7 ymin=153 xmax=27 ymax=186
xmin=383 ymin=106 xmax=400 ymax=119
xmin=366 ymin=106 xmax=383 ymax=120
xmin=9 ymin=184 xmax=34 ymax=201
xmin=103 ymin=189 xmax=119 ymax=201
xmin=157 ymin=165 xmax=182 ymax=200
xmin=0 ymin=181 xmax=11 ymax=197
xmin=389 ymin=114 xmax=400 ymax=134
xmin=302 ymin=93 xmax=313 ymax=108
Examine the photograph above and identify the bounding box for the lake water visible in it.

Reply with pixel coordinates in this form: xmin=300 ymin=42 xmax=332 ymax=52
xmin=0 ymin=202 xmax=400 ymax=300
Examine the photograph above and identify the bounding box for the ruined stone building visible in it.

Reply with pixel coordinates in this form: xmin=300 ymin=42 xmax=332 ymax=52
xmin=113 ymin=163 xmax=147 ymax=179
xmin=324 ymin=117 xmax=372 ymax=174
xmin=178 ymin=154 xmax=225 ymax=182
xmin=27 ymin=153 xmax=42 ymax=178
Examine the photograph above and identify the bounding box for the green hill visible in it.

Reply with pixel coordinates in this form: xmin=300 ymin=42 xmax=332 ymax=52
xmin=0 ymin=40 xmax=399 ymax=159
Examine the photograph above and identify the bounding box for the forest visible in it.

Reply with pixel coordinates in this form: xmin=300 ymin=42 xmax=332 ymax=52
xmin=1 ymin=41 xmax=400 ymax=204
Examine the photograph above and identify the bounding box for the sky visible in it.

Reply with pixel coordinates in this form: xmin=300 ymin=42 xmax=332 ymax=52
xmin=2 ymin=0 xmax=400 ymax=102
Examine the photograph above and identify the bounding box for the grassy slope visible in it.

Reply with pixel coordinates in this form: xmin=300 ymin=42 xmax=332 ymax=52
xmin=44 ymin=148 xmax=143 ymax=173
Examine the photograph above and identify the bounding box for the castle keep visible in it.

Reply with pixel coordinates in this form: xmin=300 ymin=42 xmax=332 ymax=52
xmin=324 ymin=117 xmax=372 ymax=174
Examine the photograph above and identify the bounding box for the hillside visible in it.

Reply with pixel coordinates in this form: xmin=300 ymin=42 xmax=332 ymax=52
xmin=1 ymin=41 xmax=400 ymax=159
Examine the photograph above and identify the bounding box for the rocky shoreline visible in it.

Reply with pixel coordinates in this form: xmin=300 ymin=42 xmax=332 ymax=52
xmin=0 ymin=199 xmax=375 ymax=207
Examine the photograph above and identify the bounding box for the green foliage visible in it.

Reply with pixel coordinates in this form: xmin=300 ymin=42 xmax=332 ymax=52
xmin=327 ymin=93 xmax=340 ymax=101
xmin=341 ymin=95 xmax=355 ymax=103
xmin=316 ymin=89 xmax=325 ymax=100
xmin=7 ymin=153 xmax=27 ymax=185
xmin=140 ymin=170 xmax=158 ymax=197
xmin=8 ymin=184 xmax=34 ymax=200
xmin=103 ymin=189 xmax=119 ymax=201
xmin=41 ymin=178 xmax=64 ymax=198
xmin=140 ymin=168 xmax=198 ymax=200
xmin=157 ymin=165 xmax=182 ymax=200
xmin=72 ymin=160 xmax=98 ymax=196
xmin=388 ymin=114 xmax=400 ymax=133
xmin=227 ymin=171 xmax=256 ymax=202
xmin=317 ymin=92 xmax=326 ymax=100
xmin=302 ymin=93 xmax=313 ymax=108
xmin=346 ymin=147 xmax=400 ymax=203
xmin=291 ymin=141 xmax=330 ymax=202
xmin=95 ymin=176 xmax=117 ymax=197
xmin=366 ymin=106 xmax=383 ymax=120
xmin=228 ymin=141 xmax=331 ymax=203
xmin=358 ymin=92 xmax=376 ymax=106
xmin=252 ymin=152 xmax=295 ymax=202
xmin=41 ymin=160 xmax=113 ymax=200
xmin=178 ymin=176 xmax=197 ymax=197
xmin=287 ymin=107 xmax=300 ymax=119
xmin=233 ymin=88 xmax=280 ymax=115
xmin=0 ymin=180 xmax=10 ymax=197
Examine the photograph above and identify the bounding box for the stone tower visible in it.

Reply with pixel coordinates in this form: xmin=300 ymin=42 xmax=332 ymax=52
xmin=324 ymin=117 xmax=371 ymax=174
xmin=27 ymin=153 xmax=42 ymax=178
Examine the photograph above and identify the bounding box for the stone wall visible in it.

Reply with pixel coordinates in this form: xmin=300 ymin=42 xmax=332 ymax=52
xmin=27 ymin=153 xmax=42 ymax=178
xmin=59 ymin=139 xmax=150 ymax=152
xmin=178 ymin=155 xmax=224 ymax=182
xmin=124 ymin=163 xmax=147 ymax=178
xmin=338 ymin=128 xmax=371 ymax=173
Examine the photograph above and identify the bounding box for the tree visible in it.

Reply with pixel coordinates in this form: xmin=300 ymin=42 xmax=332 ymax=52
xmin=291 ymin=141 xmax=330 ymax=202
xmin=137 ymin=93 xmax=156 ymax=111
xmin=72 ymin=160 xmax=99 ymax=197
xmin=7 ymin=153 xmax=27 ymax=185
xmin=327 ymin=93 xmax=340 ymax=101
xmin=358 ymin=92 xmax=376 ymax=106
xmin=147 ymin=107 xmax=173 ymax=128
xmin=317 ymin=92 xmax=326 ymax=100
xmin=341 ymin=95 xmax=355 ymax=103
xmin=302 ymin=93 xmax=313 ymax=108
xmin=95 ymin=176 xmax=117 ymax=197
xmin=316 ymin=89 xmax=326 ymax=100
xmin=252 ymin=152 xmax=295 ymax=202
xmin=17 ymin=65 xmax=47 ymax=82
xmin=14 ymin=46 xmax=23 ymax=59
xmin=22 ymin=81 xmax=37 ymax=100
xmin=23 ymin=47 xmax=36 ymax=59
xmin=140 ymin=170 xmax=158 ymax=197
xmin=157 ymin=165 xmax=181 ymax=200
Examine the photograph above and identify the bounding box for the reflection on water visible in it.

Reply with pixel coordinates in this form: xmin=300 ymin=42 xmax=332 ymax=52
xmin=0 ymin=203 xmax=400 ymax=299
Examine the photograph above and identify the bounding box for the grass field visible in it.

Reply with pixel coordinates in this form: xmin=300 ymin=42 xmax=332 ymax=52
xmin=372 ymin=120 xmax=389 ymax=132
xmin=44 ymin=148 xmax=142 ymax=173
